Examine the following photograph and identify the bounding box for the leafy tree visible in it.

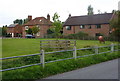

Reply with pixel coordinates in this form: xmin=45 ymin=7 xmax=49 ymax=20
xmin=23 ymin=18 xmax=29 ymax=24
xmin=13 ymin=18 xmax=29 ymax=25
xmin=0 ymin=27 xmax=2 ymax=36
xmin=98 ymin=10 xmax=101 ymax=14
xmin=47 ymin=29 xmax=54 ymax=34
xmin=50 ymin=12 xmax=62 ymax=38
xmin=87 ymin=5 xmax=94 ymax=15
xmin=110 ymin=11 xmax=120 ymax=41
xmin=104 ymin=11 xmax=107 ymax=14
xmin=26 ymin=28 xmax=33 ymax=34
xmin=32 ymin=26 xmax=40 ymax=36
xmin=2 ymin=26 xmax=7 ymax=37
xmin=112 ymin=10 xmax=116 ymax=13
xmin=13 ymin=19 xmax=23 ymax=25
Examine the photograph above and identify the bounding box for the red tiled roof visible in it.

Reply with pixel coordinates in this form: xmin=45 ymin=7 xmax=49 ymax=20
xmin=24 ymin=17 xmax=52 ymax=26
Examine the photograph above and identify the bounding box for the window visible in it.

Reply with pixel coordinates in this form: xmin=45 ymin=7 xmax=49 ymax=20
xmin=66 ymin=26 xmax=71 ymax=30
xmin=36 ymin=25 xmax=40 ymax=29
xmin=96 ymin=33 xmax=102 ymax=36
xmin=37 ymin=32 xmax=40 ymax=36
xmin=25 ymin=26 xmax=29 ymax=30
xmin=39 ymin=19 xmax=42 ymax=22
xmin=96 ymin=24 xmax=101 ymax=29
xmin=80 ymin=25 xmax=85 ymax=29
xmin=88 ymin=25 xmax=91 ymax=29
xmin=36 ymin=25 xmax=39 ymax=27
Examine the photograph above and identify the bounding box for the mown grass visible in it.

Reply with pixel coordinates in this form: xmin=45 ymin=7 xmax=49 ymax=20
xmin=2 ymin=51 xmax=120 ymax=81
xmin=2 ymin=38 xmax=119 ymax=80
xmin=2 ymin=38 xmax=115 ymax=57
xmin=3 ymin=44 xmax=120 ymax=70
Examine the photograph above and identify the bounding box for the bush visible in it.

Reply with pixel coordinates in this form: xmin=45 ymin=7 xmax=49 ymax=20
xmin=64 ymin=31 xmax=88 ymax=39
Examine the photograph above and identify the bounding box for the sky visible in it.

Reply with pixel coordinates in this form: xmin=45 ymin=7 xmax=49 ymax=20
xmin=0 ymin=0 xmax=119 ymax=27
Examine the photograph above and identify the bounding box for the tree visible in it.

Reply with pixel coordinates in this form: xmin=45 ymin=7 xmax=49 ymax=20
xmin=13 ymin=19 xmax=23 ymax=25
xmin=32 ymin=26 xmax=40 ymax=36
xmin=23 ymin=18 xmax=29 ymax=24
xmin=104 ymin=11 xmax=107 ymax=14
xmin=110 ymin=11 xmax=120 ymax=41
xmin=87 ymin=5 xmax=94 ymax=15
xmin=26 ymin=28 xmax=32 ymax=34
xmin=47 ymin=29 xmax=54 ymax=34
xmin=112 ymin=10 xmax=116 ymax=13
xmin=50 ymin=12 xmax=62 ymax=38
xmin=0 ymin=27 xmax=2 ymax=36
xmin=2 ymin=26 xmax=7 ymax=37
xmin=13 ymin=18 xmax=29 ymax=25
xmin=98 ymin=10 xmax=101 ymax=14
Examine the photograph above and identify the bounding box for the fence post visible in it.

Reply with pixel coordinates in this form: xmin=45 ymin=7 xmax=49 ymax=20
xmin=40 ymin=49 xmax=45 ymax=68
xmin=95 ymin=46 xmax=98 ymax=54
xmin=111 ymin=43 xmax=114 ymax=52
xmin=73 ymin=46 xmax=77 ymax=59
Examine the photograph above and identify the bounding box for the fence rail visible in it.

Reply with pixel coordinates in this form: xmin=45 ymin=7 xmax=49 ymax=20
xmin=1 ymin=44 xmax=120 ymax=72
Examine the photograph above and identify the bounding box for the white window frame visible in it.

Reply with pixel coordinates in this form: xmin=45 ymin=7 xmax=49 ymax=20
xmin=66 ymin=26 xmax=71 ymax=30
xmin=25 ymin=26 xmax=29 ymax=30
xmin=37 ymin=32 xmax=40 ymax=36
xmin=80 ymin=25 xmax=85 ymax=29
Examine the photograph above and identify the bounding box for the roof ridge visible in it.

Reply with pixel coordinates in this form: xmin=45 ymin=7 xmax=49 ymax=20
xmin=71 ymin=13 xmax=113 ymax=18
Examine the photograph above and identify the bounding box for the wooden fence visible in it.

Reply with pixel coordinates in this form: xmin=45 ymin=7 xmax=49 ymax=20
xmin=1 ymin=43 xmax=120 ymax=72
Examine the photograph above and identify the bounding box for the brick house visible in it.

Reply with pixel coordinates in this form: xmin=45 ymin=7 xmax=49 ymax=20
xmin=7 ymin=24 xmax=22 ymax=37
xmin=7 ymin=14 xmax=52 ymax=38
xmin=22 ymin=14 xmax=52 ymax=38
xmin=63 ymin=13 xmax=114 ymax=37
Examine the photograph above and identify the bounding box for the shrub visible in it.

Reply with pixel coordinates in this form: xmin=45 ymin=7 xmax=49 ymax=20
xmin=65 ymin=31 xmax=88 ymax=39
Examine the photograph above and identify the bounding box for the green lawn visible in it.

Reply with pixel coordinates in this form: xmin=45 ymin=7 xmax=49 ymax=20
xmin=2 ymin=38 xmax=115 ymax=57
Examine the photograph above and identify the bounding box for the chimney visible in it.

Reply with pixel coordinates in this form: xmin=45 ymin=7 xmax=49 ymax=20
xmin=69 ymin=14 xmax=71 ymax=18
xmin=47 ymin=14 xmax=50 ymax=21
xmin=28 ymin=15 xmax=32 ymax=21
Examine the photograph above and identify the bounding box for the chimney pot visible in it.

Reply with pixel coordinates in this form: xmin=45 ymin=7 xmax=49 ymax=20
xmin=47 ymin=14 xmax=50 ymax=21
xmin=28 ymin=15 xmax=32 ymax=21
xmin=69 ymin=14 xmax=71 ymax=17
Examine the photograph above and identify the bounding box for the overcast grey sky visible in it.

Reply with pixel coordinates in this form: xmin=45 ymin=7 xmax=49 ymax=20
xmin=0 ymin=0 xmax=119 ymax=27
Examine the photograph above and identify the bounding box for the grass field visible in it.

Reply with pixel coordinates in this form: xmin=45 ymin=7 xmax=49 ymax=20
xmin=2 ymin=38 xmax=116 ymax=57
xmin=2 ymin=38 xmax=120 ymax=80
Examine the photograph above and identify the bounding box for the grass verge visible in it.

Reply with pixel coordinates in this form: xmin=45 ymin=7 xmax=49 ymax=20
xmin=2 ymin=51 xmax=120 ymax=81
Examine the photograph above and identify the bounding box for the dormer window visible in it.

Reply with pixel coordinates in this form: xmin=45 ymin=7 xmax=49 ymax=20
xmin=66 ymin=26 xmax=71 ymax=30
xmin=25 ymin=26 xmax=29 ymax=30
xmin=80 ymin=25 xmax=85 ymax=29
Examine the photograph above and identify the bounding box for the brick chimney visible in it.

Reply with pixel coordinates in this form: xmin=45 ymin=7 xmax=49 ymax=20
xmin=28 ymin=15 xmax=32 ymax=21
xmin=47 ymin=14 xmax=50 ymax=21
xmin=69 ymin=14 xmax=71 ymax=18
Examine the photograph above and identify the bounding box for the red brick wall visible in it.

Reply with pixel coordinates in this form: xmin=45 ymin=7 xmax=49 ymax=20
xmin=22 ymin=25 xmax=51 ymax=38
xmin=22 ymin=26 xmax=33 ymax=38
xmin=14 ymin=25 xmax=23 ymax=37
xmin=7 ymin=27 xmax=14 ymax=33
xmin=63 ymin=24 xmax=110 ymax=37
xmin=63 ymin=26 xmax=75 ymax=35
xmin=40 ymin=25 xmax=51 ymax=38
xmin=22 ymin=26 xmax=26 ymax=38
